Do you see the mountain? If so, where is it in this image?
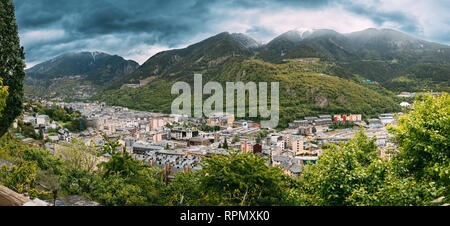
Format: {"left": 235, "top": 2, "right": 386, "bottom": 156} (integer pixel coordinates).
{"left": 345, "top": 29, "right": 450, "bottom": 92}
{"left": 108, "top": 32, "right": 254, "bottom": 90}
{"left": 230, "top": 33, "right": 262, "bottom": 49}
{"left": 107, "top": 28, "right": 450, "bottom": 93}
{"left": 260, "top": 28, "right": 448, "bottom": 61}
{"left": 29, "top": 28, "right": 450, "bottom": 128}
{"left": 92, "top": 31, "right": 405, "bottom": 128}
{"left": 94, "top": 58, "right": 400, "bottom": 128}
{"left": 258, "top": 28, "right": 450, "bottom": 91}
{"left": 25, "top": 51, "right": 139, "bottom": 100}
{"left": 346, "top": 28, "right": 444, "bottom": 54}
{"left": 258, "top": 29, "right": 356, "bottom": 63}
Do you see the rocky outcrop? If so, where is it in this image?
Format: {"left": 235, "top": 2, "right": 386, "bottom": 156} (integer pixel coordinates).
{"left": 0, "top": 185, "right": 33, "bottom": 206}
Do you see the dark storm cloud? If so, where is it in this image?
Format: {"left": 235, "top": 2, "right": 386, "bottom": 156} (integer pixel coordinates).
{"left": 15, "top": 0, "right": 229, "bottom": 63}
{"left": 12, "top": 0, "right": 450, "bottom": 66}
{"left": 16, "top": 0, "right": 211, "bottom": 43}
{"left": 344, "top": 2, "right": 421, "bottom": 33}
{"left": 14, "top": 0, "right": 334, "bottom": 36}
{"left": 219, "top": 0, "right": 332, "bottom": 8}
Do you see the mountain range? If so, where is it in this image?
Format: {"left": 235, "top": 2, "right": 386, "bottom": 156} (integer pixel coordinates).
{"left": 25, "top": 51, "right": 139, "bottom": 100}
{"left": 24, "top": 28, "right": 450, "bottom": 127}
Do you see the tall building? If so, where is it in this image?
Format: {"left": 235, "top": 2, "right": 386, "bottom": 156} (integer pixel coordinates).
{"left": 241, "top": 141, "right": 252, "bottom": 153}
{"left": 283, "top": 135, "right": 293, "bottom": 149}
{"left": 292, "top": 138, "right": 304, "bottom": 155}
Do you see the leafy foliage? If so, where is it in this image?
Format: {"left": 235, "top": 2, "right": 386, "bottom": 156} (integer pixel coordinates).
{"left": 388, "top": 93, "right": 450, "bottom": 200}
{"left": 330, "top": 121, "right": 356, "bottom": 129}
{"left": 0, "top": 133, "right": 61, "bottom": 198}
{"left": 86, "top": 136, "right": 166, "bottom": 206}
{"left": 163, "top": 151, "right": 295, "bottom": 206}
{"left": 0, "top": 79, "right": 8, "bottom": 118}
{"left": 295, "top": 129, "right": 436, "bottom": 206}
{"left": 55, "top": 139, "right": 100, "bottom": 173}
{"left": 198, "top": 152, "right": 294, "bottom": 206}
{"left": 35, "top": 104, "right": 87, "bottom": 132}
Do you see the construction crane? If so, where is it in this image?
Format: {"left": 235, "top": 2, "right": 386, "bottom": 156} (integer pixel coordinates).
{"left": 308, "top": 136, "right": 319, "bottom": 156}
{"left": 294, "top": 136, "right": 319, "bottom": 157}
{"left": 309, "top": 137, "right": 311, "bottom": 153}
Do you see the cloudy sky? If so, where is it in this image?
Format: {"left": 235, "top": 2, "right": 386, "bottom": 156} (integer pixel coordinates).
{"left": 13, "top": 0, "right": 450, "bottom": 68}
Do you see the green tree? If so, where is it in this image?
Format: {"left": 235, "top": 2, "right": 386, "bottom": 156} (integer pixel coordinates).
{"left": 65, "top": 117, "right": 87, "bottom": 132}
{"left": 38, "top": 127, "right": 44, "bottom": 140}
{"left": 388, "top": 93, "right": 450, "bottom": 201}
{"left": 55, "top": 139, "right": 100, "bottom": 173}
{"left": 91, "top": 136, "right": 165, "bottom": 206}
{"left": 197, "top": 152, "right": 294, "bottom": 206}
{"left": 89, "top": 173, "right": 147, "bottom": 206}
{"left": 223, "top": 137, "right": 229, "bottom": 149}
{"left": 20, "top": 122, "right": 38, "bottom": 139}
{"left": 59, "top": 168, "right": 96, "bottom": 196}
{"left": 330, "top": 121, "right": 355, "bottom": 129}
{"left": 231, "top": 135, "right": 240, "bottom": 143}
{"left": 0, "top": 0, "right": 26, "bottom": 136}
{"left": 23, "top": 148, "right": 63, "bottom": 175}
{"left": 163, "top": 171, "right": 202, "bottom": 206}
{"left": 0, "top": 159, "right": 42, "bottom": 198}
{"left": 37, "top": 169, "right": 61, "bottom": 206}
{"left": 295, "top": 129, "right": 435, "bottom": 206}
{"left": 98, "top": 136, "right": 143, "bottom": 178}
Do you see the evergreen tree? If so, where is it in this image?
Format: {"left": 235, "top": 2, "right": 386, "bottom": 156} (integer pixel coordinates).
{"left": 223, "top": 138, "right": 228, "bottom": 149}
{"left": 38, "top": 126, "right": 44, "bottom": 140}
{"left": 0, "top": 0, "right": 26, "bottom": 136}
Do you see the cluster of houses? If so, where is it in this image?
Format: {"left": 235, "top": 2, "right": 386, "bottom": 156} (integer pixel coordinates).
{"left": 14, "top": 111, "right": 70, "bottom": 143}
{"left": 288, "top": 114, "right": 363, "bottom": 129}
{"left": 288, "top": 112, "right": 403, "bottom": 130}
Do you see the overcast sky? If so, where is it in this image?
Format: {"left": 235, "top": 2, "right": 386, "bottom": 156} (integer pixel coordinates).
{"left": 13, "top": 0, "right": 450, "bottom": 68}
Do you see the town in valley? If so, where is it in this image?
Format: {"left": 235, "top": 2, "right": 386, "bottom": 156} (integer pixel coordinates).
{"left": 13, "top": 96, "right": 421, "bottom": 179}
